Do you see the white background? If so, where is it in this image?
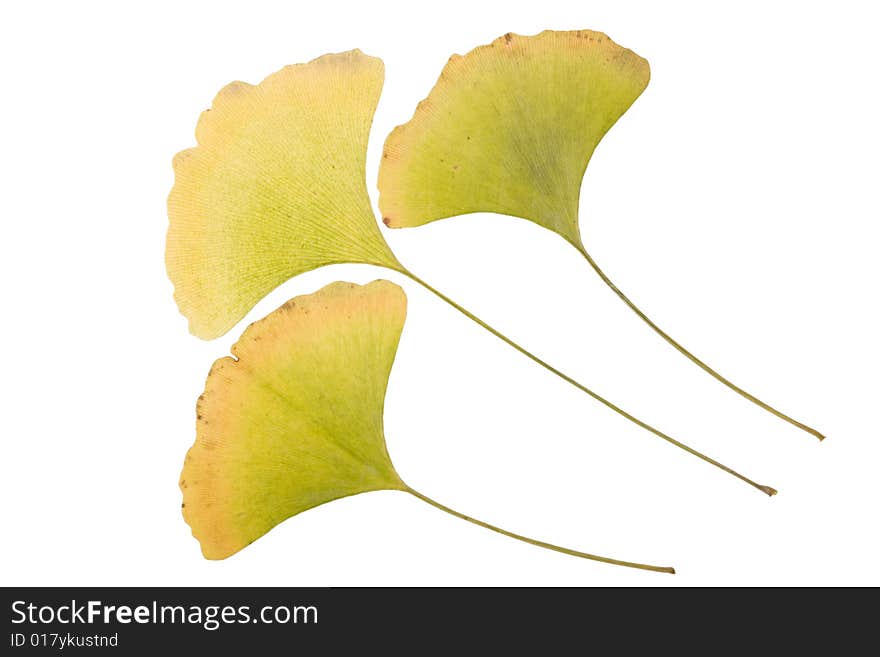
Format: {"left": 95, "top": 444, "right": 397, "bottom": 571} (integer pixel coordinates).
{"left": 1, "top": 1, "right": 878, "bottom": 586}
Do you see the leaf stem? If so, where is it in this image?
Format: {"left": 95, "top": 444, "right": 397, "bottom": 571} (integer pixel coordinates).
{"left": 576, "top": 247, "right": 824, "bottom": 441}
{"left": 395, "top": 267, "right": 777, "bottom": 497}
{"left": 406, "top": 487, "right": 675, "bottom": 573}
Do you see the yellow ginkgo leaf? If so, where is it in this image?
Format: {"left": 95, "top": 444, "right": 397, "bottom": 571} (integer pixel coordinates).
{"left": 378, "top": 29, "right": 823, "bottom": 442}
{"left": 181, "top": 279, "right": 674, "bottom": 573}
{"left": 167, "top": 50, "right": 400, "bottom": 340}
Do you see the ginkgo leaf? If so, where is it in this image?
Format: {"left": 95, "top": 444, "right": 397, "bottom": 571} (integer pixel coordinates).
{"left": 166, "top": 50, "right": 400, "bottom": 340}
{"left": 166, "top": 49, "right": 777, "bottom": 495}
{"left": 181, "top": 280, "right": 407, "bottom": 559}
{"left": 378, "top": 29, "right": 648, "bottom": 248}
{"left": 378, "top": 29, "right": 823, "bottom": 441}
{"left": 180, "top": 279, "right": 674, "bottom": 573}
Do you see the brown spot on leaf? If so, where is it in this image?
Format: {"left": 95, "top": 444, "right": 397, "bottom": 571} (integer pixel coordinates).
{"left": 382, "top": 216, "right": 392, "bottom": 226}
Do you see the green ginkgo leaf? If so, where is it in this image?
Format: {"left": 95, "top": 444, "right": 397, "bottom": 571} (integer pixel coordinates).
{"left": 378, "top": 29, "right": 823, "bottom": 441}
{"left": 166, "top": 48, "right": 775, "bottom": 495}
{"left": 379, "top": 29, "right": 648, "bottom": 248}
{"left": 181, "top": 279, "right": 674, "bottom": 573}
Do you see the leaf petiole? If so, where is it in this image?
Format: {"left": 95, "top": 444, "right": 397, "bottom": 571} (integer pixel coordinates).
{"left": 406, "top": 486, "right": 675, "bottom": 574}
{"left": 575, "top": 245, "right": 824, "bottom": 442}
{"left": 393, "top": 266, "right": 777, "bottom": 497}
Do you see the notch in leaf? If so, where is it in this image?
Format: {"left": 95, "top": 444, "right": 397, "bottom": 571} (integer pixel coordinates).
{"left": 181, "top": 279, "right": 674, "bottom": 573}
{"left": 378, "top": 29, "right": 823, "bottom": 442}
{"left": 166, "top": 49, "right": 774, "bottom": 495}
